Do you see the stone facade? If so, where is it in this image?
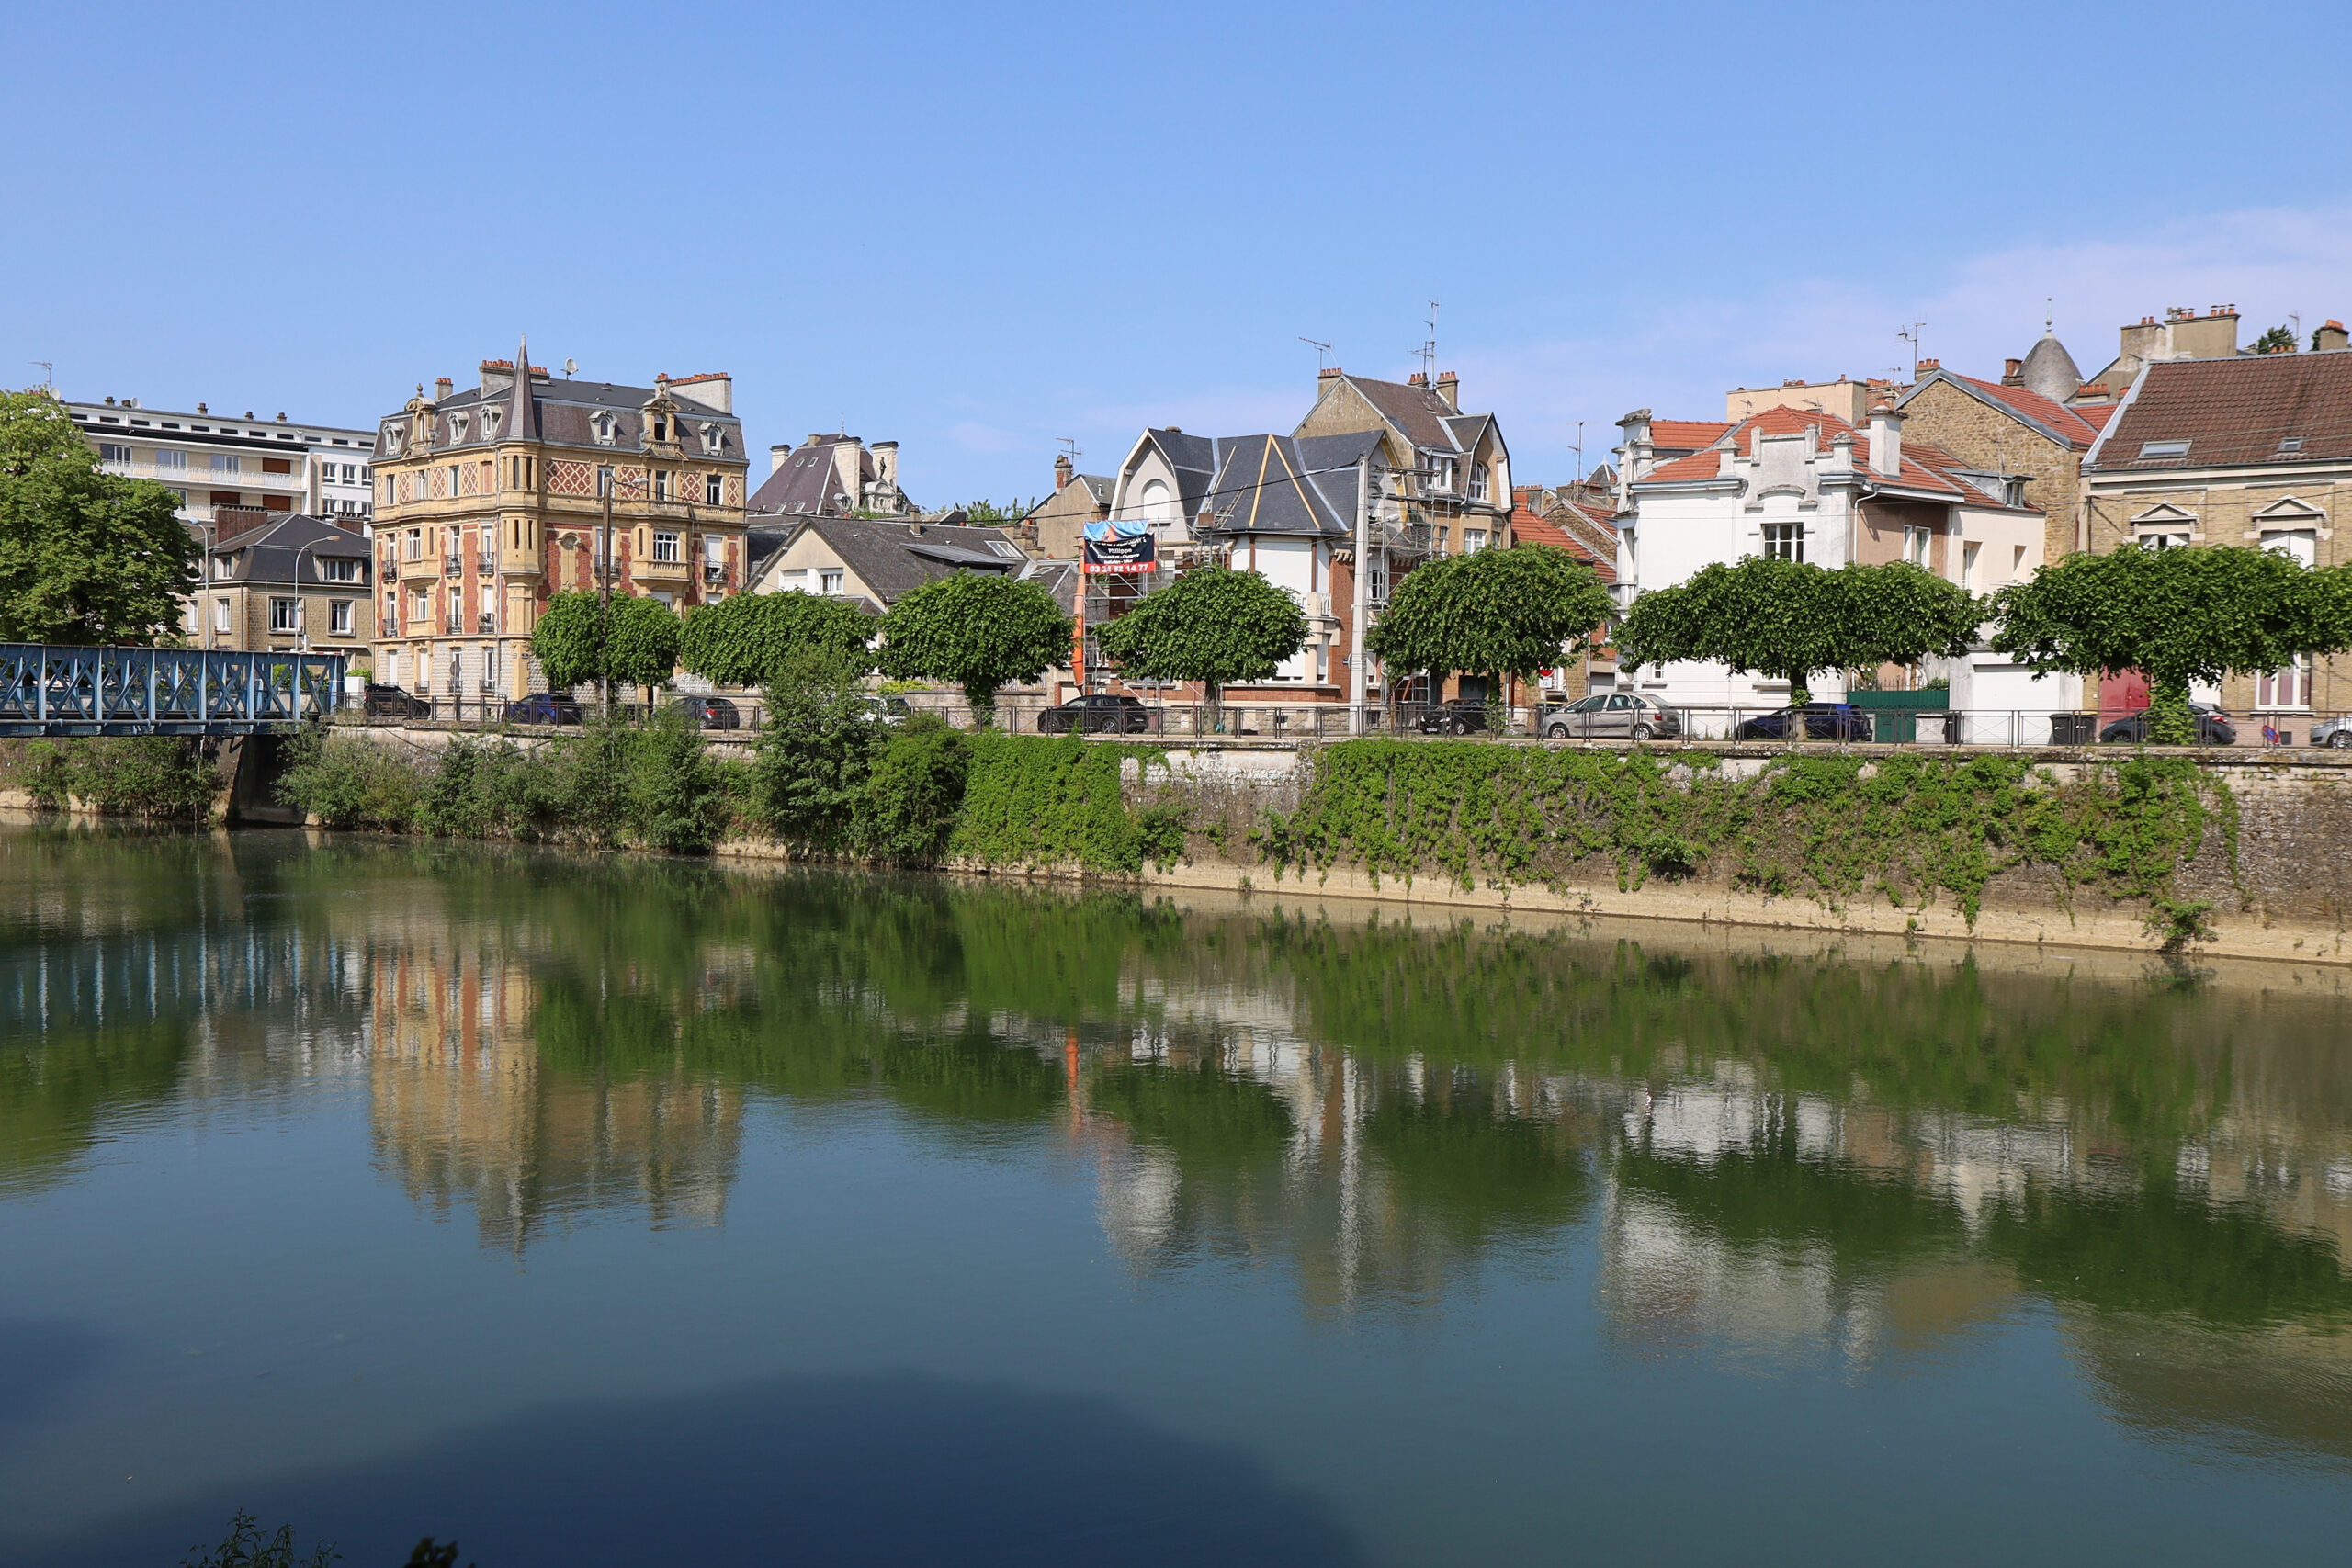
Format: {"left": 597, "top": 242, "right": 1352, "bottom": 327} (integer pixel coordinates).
{"left": 1897, "top": 377, "right": 2085, "bottom": 567}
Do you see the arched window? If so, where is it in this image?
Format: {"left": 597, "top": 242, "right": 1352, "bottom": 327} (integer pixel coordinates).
{"left": 1140, "top": 479, "right": 1172, "bottom": 525}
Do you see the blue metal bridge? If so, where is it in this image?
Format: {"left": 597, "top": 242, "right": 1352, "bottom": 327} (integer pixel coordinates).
{"left": 0, "top": 643, "right": 345, "bottom": 738}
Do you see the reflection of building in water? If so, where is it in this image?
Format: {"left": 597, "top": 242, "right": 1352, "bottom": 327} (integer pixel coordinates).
{"left": 365, "top": 931, "right": 742, "bottom": 1254}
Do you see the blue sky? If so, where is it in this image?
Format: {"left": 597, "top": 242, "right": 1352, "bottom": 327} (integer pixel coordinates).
{"left": 8, "top": 0, "right": 2351, "bottom": 507}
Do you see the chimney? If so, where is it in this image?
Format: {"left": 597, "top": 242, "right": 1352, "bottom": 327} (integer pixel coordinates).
{"left": 197, "top": 402, "right": 208, "bottom": 414}
{"left": 770, "top": 443, "right": 792, "bottom": 475}
{"left": 1054, "top": 451, "right": 1073, "bottom": 490}
{"left": 1317, "top": 366, "right": 1342, "bottom": 382}
{"left": 212, "top": 505, "right": 273, "bottom": 544}
{"left": 2317, "top": 320, "right": 2350, "bottom": 354}
{"left": 874, "top": 440, "right": 899, "bottom": 491}
{"left": 1435, "top": 370, "right": 1459, "bottom": 411}
{"left": 1868, "top": 401, "right": 1904, "bottom": 478}
{"left": 2002, "top": 357, "right": 2025, "bottom": 386}
{"left": 1408, "top": 371, "right": 1428, "bottom": 387}
{"left": 434, "top": 378, "right": 452, "bottom": 400}
{"left": 673, "top": 372, "right": 731, "bottom": 412}
{"left": 1914, "top": 358, "right": 1940, "bottom": 378}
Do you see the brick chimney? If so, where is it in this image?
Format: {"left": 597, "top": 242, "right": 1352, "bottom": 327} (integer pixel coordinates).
{"left": 2317, "top": 320, "right": 2350, "bottom": 354}
{"left": 1054, "top": 451, "right": 1073, "bottom": 490}
{"left": 213, "top": 505, "right": 274, "bottom": 544}
{"left": 434, "top": 378, "right": 453, "bottom": 400}
{"left": 1435, "top": 370, "right": 1459, "bottom": 411}
{"left": 1868, "top": 401, "right": 1904, "bottom": 478}
{"left": 1317, "top": 366, "right": 1342, "bottom": 383}
{"left": 1408, "top": 372, "right": 1428, "bottom": 387}
{"left": 2002, "top": 357, "right": 2025, "bottom": 386}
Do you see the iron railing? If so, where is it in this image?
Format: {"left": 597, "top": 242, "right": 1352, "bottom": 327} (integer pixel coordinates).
{"left": 0, "top": 644, "right": 345, "bottom": 737}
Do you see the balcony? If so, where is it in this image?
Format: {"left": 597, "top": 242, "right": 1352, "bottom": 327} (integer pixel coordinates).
{"left": 442, "top": 555, "right": 462, "bottom": 577}
{"left": 637, "top": 553, "right": 690, "bottom": 581}
{"left": 501, "top": 547, "right": 544, "bottom": 577}
{"left": 397, "top": 555, "right": 442, "bottom": 582}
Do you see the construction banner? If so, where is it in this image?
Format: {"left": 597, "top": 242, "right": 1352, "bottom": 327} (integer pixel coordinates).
{"left": 1082, "top": 521, "right": 1156, "bottom": 575}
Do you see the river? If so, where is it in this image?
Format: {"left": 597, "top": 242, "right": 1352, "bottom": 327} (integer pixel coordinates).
{"left": 2, "top": 828, "right": 2348, "bottom": 1564}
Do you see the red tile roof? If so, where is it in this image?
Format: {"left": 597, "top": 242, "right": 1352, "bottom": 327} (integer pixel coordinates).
{"left": 1647, "top": 419, "right": 1732, "bottom": 450}
{"left": 2072, "top": 402, "right": 2119, "bottom": 433}
{"left": 1944, "top": 373, "right": 2105, "bottom": 448}
{"left": 1634, "top": 407, "right": 2037, "bottom": 510}
{"left": 1509, "top": 487, "right": 1618, "bottom": 582}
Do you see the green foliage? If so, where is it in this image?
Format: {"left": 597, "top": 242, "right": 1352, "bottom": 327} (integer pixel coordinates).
{"left": 750, "top": 650, "right": 884, "bottom": 849}
{"left": 877, "top": 573, "right": 1072, "bottom": 722}
{"left": 954, "top": 499, "right": 1034, "bottom": 525}
{"left": 178, "top": 1511, "right": 337, "bottom": 1568}
{"left": 10, "top": 737, "right": 217, "bottom": 819}
{"left": 2253, "top": 324, "right": 2298, "bottom": 354}
{"left": 273, "top": 726, "right": 425, "bottom": 828}
{"left": 529, "top": 590, "right": 683, "bottom": 698}
{"left": 1254, "top": 739, "right": 2234, "bottom": 929}
{"left": 0, "top": 389, "right": 197, "bottom": 645}
{"left": 948, "top": 732, "right": 1167, "bottom": 873}
{"left": 1618, "top": 558, "right": 1981, "bottom": 706}
{"left": 1092, "top": 565, "right": 1308, "bottom": 698}
{"left": 857, "top": 716, "right": 972, "bottom": 862}
{"left": 1992, "top": 544, "right": 2352, "bottom": 742}
{"left": 677, "top": 589, "right": 876, "bottom": 687}
{"left": 1363, "top": 544, "right": 1614, "bottom": 685}
{"left": 625, "top": 705, "right": 729, "bottom": 852}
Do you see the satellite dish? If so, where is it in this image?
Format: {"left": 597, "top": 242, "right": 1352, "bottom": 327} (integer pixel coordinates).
{"left": 562, "top": 358, "right": 578, "bottom": 378}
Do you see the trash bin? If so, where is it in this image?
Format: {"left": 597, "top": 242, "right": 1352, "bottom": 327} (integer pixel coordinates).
{"left": 2049, "top": 713, "right": 2095, "bottom": 745}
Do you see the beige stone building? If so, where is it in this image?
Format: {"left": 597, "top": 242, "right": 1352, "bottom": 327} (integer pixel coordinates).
{"left": 368, "top": 343, "right": 750, "bottom": 701}
{"left": 1023, "top": 451, "right": 1113, "bottom": 560}
{"left": 2079, "top": 346, "right": 2352, "bottom": 725}
{"left": 1899, "top": 355, "right": 2117, "bottom": 566}
{"left": 188, "top": 509, "right": 374, "bottom": 656}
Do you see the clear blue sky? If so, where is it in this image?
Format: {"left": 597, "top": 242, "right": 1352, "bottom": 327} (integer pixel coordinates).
{"left": 8, "top": 1, "right": 2351, "bottom": 506}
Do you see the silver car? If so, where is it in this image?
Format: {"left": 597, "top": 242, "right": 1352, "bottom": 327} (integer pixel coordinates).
{"left": 1543, "top": 693, "right": 1681, "bottom": 740}
{"left": 2310, "top": 715, "right": 2352, "bottom": 750}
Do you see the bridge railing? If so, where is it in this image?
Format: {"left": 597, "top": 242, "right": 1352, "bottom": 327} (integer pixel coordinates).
{"left": 0, "top": 644, "right": 345, "bottom": 737}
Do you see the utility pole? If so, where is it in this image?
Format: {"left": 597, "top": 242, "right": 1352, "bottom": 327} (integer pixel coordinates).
{"left": 600, "top": 475, "right": 614, "bottom": 716}
{"left": 1349, "top": 453, "right": 1371, "bottom": 733}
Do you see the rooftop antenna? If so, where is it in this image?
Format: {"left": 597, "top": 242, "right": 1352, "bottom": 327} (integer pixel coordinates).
{"left": 1298, "top": 336, "right": 1333, "bottom": 371}
{"left": 28, "top": 362, "right": 52, "bottom": 389}
{"left": 1057, "top": 436, "right": 1081, "bottom": 464}
{"left": 561, "top": 357, "right": 577, "bottom": 378}
{"left": 1897, "top": 321, "right": 1927, "bottom": 378}
{"left": 2045, "top": 298, "right": 2053, "bottom": 334}
{"left": 1414, "top": 301, "right": 1441, "bottom": 382}
{"left": 2290, "top": 311, "right": 2302, "bottom": 345}
{"left": 1572, "top": 420, "right": 1585, "bottom": 488}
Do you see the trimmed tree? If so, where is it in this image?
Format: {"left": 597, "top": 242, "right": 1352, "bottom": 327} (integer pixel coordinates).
{"left": 1991, "top": 544, "right": 2352, "bottom": 743}
{"left": 1616, "top": 558, "right": 1981, "bottom": 708}
{"left": 0, "top": 389, "right": 198, "bottom": 645}
{"left": 678, "top": 590, "right": 876, "bottom": 687}
{"left": 876, "top": 572, "right": 1072, "bottom": 725}
{"left": 1363, "top": 545, "right": 1615, "bottom": 714}
{"left": 529, "top": 590, "right": 683, "bottom": 706}
{"left": 1091, "top": 564, "right": 1308, "bottom": 709}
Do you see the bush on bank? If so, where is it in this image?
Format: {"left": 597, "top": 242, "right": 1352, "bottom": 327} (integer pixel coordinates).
{"left": 0, "top": 736, "right": 219, "bottom": 820}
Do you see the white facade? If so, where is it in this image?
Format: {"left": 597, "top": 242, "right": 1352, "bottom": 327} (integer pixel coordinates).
{"left": 66, "top": 396, "right": 374, "bottom": 530}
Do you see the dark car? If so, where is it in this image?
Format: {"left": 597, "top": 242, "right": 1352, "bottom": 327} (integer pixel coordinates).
{"left": 673, "top": 694, "right": 741, "bottom": 730}
{"left": 2098, "top": 704, "right": 2235, "bottom": 746}
{"left": 503, "top": 693, "right": 585, "bottom": 727}
{"left": 1736, "top": 703, "right": 1871, "bottom": 742}
{"left": 1416, "top": 699, "right": 1489, "bottom": 736}
{"left": 361, "top": 682, "right": 433, "bottom": 720}
{"left": 1037, "top": 694, "right": 1156, "bottom": 734}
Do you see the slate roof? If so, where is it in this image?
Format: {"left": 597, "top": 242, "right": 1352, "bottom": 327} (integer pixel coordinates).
{"left": 749, "top": 437, "right": 866, "bottom": 515}
{"left": 1197, "top": 430, "right": 1384, "bottom": 536}
{"left": 1329, "top": 374, "right": 1494, "bottom": 455}
{"left": 773, "top": 516, "right": 1026, "bottom": 604}
{"left": 1636, "top": 407, "right": 2039, "bottom": 510}
{"left": 379, "top": 367, "right": 741, "bottom": 460}
{"left": 209, "top": 515, "right": 372, "bottom": 586}
{"left": 2084, "top": 352, "right": 2352, "bottom": 471}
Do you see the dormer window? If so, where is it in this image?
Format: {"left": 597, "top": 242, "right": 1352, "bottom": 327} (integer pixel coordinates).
{"left": 447, "top": 412, "right": 469, "bottom": 443}
{"left": 701, "top": 424, "right": 726, "bottom": 456}
{"left": 2138, "top": 439, "right": 2191, "bottom": 459}
{"left": 382, "top": 423, "right": 407, "bottom": 456}
{"left": 481, "top": 408, "right": 502, "bottom": 439}
{"left": 650, "top": 415, "right": 670, "bottom": 443}
{"left": 591, "top": 412, "right": 617, "bottom": 446}
{"left": 2278, "top": 435, "right": 2304, "bottom": 453}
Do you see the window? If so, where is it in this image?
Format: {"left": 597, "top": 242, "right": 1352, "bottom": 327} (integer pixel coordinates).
{"left": 1466, "top": 466, "right": 1488, "bottom": 502}
{"left": 2260, "top": 528, "right": 2317, "bottom": 567}
{"left": 409, "top": 587, "right": 430, "bottom": 623}
{"left": 321, "top": 558, "right": 361, "bottom": 582}
{"left": 1427, "top": 457, "right": 1455, "bottom": 493}
{"left": 447, "top": 413, "right": 468, "bottom": 443}
{"left": 1138, "top": 479, "right": 1173, "bottom": 524}
{"left": 405, "top": 527, "right": 423, "bottom": 560}
{"left": 98, "top": 443, "right": 133, "bottom": 464}
{"left": 1905, "top": 526, "right": 1932, "bottom": 568}
{"left": 1463, "top": 528, "right": 1487, "bottom": 554}
{"left": 702, "top": 425, "right": 726, "bottom": 456}
{"left": 341, "top": 463, "right": 357, "bottom": 482}
{"left": 212, "top": 454, "right": 241, "bottom": 474}
{"left": 2138, "top": 439, "right": 2191, "bottom": 459}
{"left": 705, "top": 473, "right": 723, "bottom": 505}
{"left": 329, "top": 600, "right": 354, "bottom": 637}
{"left": 653, "top": 531, "right": 681, "bottom": 563}
{"left": 988, "top": 540, "right": 1023, "bottom": 558}
{"left": 1762, "top": 524, "right": 1804, "bottom": 561}
{"left": 650, "top": 416, "right": 669, "bottom": 443}
{"left": 269, "top": 597, "right": 300, "bottom": 634}
{"left": 2012, "top": 545, "right": 2028, "bottom": 576}
{"left": 2138, "top": 529, "right": 2191, "bottom": 550}
{"left": 704, "top": 535, "right": 726, "bottom": 565}
{"left": 1962, "top": 540, "right": 1981, "bottom": 588}
{"left": 819, "top": 569, "right": 843, "bottom": 594}
{"left": 154, "top": 448, "right": 188, "bottom": 471}
{"left": 596, "top": 465, "right": 615, "bottom": 496}
{"left": 652, "top": 469, "right": 672, "bottom": 502}
{"left": 446, "top": 587, "right": 462, "bottom": 633}
{"left": 212, "top": 598, "right": 231, "bottom": 634}
{"left": 591, "top": 412, "right": 616, "bottom": 446}
{"left": 2257, "top": 655, "right": 2312, "bottom": 711}
{"left": 212, "top": 555, "right": 233, "bottom": 580}
{"left": 2278, "top": 436, "right": 2305, "bottom": 454}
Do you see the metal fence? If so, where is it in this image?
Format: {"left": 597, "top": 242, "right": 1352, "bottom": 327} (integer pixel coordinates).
{"left": 0, "top": 644, "right": 346, "bottom": 738}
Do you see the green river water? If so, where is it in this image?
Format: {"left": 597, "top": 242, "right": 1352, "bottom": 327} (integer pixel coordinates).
{"left": 1, "top": 827, "right": 2347, "bottom": 1563}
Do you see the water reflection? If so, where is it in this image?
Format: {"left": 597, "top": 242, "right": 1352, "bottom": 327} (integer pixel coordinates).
{"left": 4, "top": 829, "right": 2351, "bottom": 1468}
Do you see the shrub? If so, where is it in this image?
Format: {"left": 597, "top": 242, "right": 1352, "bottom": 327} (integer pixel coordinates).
{"left": 857, "top": 716, "right": 972, "bottom": 862}
{"left": 749, "top": 650, "right": 883, "bottom": 849}
{"left": 627, "top": 705, "right": 727, "bottom": 853}
{"left": 11, "top": 737, "right": 218, "bottom": 820}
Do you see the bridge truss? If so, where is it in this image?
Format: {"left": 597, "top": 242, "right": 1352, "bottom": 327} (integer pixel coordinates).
{"left": 0, "top": 644, "right": 346, "bottom": 738}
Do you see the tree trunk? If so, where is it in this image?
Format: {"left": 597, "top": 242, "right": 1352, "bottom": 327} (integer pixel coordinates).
{"left": 2146, "top": 676, "right": 2196, "bottom": 745}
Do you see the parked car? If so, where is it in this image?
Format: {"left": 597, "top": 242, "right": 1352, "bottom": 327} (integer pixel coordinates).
{"left": 503, "top": 693, "right": 584, "bottom": 726}
{"left": 361, "top": 682, "right": 433, "bottom": 719}
{"left": 2098, "top": 704, "right": 2235, "bottom": 746}
{"left": 1541, "top": 693, "right": 1682, "bottom": 740}
{"left": 861, "top": 694, "right": 913, "bottom": 727}
{"left": 672, "top": 694, "right": 741, "bottom": 730}
{"left": 1736, "top": 703, "right": 1871, "bottom": 742}
{"left": 2311, "top": 715, "right": 2352, "bottom": 750}
{"left": 1036, "top": 694, "right": 1155, "bottom": 734}
{"left": 1416, "top": 699, "right": 1489, "bottom": 736}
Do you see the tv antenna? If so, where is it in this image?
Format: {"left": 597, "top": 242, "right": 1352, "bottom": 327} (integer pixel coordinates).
{"left": 1057, "top": 436, "right": 1082, "bottom": 463}
{"left": 1897, "top": 321, "right": 1926, "bottom": 378}
{"left": 1298, "top": 336, "right": 1332, "bottom": 371}
{"left": 28, "top": 362, "right": 52, "bottom": 389}
{"left": 561, "top": 357, "right": 577, "bottom": 378}
{"left": 1414, "top": 301, "right": 1440, "bottom": 381}
{"left": 1572, "top": 420, "right": 1585, "bottom": 487}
